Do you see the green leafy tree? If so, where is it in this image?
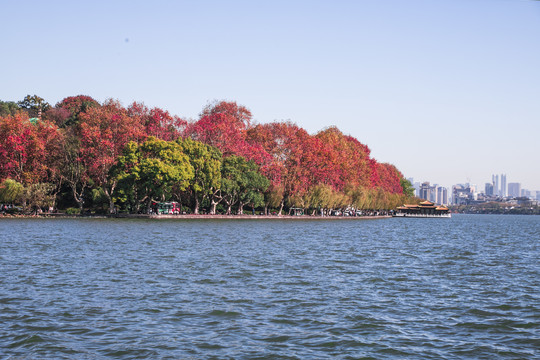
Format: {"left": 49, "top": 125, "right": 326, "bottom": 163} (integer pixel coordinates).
{"left": 238, "top": 161, "right": 270, "bottom": 214}
{"left": 0, "top": 179, "right": 24, "bottom": 204}
{"left": 18, "top": 95, "right": 51, "bottom": 119}
{"left": 220, "top": 155, "right": 269, "bottom": 215}
{"left": 178, "top": 138, "right": 222, "bottom": 214}
{"left": 263, "top": 184, "right": 284, "bottom": 215}
{"left": 400, "top": 177, "right": 415, "bottom": 198}
{"left": 306, "top": 183, "right": 334, "bottom": 215}
{"left": 21, "top": 183, "right": 55, "bottom": 214}
{"left": 113, "top": 137, "right": 194, "bottom": 213}
{"left": 0, "top": 101, "right": 20, "bottom": 117}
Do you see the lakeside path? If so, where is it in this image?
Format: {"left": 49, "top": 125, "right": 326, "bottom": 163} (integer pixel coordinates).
{"left": 1, "top": 214, "right": 391, "bottom": 220}
{"left": 140, "top": 214, "right": 391, "bottom": 220}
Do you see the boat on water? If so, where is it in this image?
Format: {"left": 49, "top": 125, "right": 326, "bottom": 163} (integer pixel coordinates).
{"left": 393, "top": 201, "right": 451, "bottom": 218}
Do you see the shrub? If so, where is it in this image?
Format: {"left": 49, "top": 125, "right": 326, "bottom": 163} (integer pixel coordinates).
{"left": 65, "top": 207, "right": 81, "bottom": 215}
{"left": 5, "top": 207, "right": 21, "bottom": 215}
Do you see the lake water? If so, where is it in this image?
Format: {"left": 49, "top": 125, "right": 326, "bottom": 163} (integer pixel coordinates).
{"left": 1, "top": 215, "right": 538, "bottom": 359}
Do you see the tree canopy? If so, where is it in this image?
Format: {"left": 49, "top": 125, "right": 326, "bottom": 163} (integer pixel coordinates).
{"left": 0, "top": 96, "right": 413, "bottom": 215}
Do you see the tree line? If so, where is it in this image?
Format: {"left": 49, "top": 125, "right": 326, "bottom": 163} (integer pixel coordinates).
{"left": 0, "top": 95, "right": 414, "bottom": 215}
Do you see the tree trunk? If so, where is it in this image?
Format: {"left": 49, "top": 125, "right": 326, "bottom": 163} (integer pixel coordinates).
{"left": 210, "top": 200, "right": 218, "bottom": 215}
{"left": 193, "top": 195, "right": 199, "bottom": 215}
{"left": 109, "top": 197, "right": 115, "bottom": 214}
{"left": 50, "top": 189, "right": 60, "bottom": 213}
{"left": 278, "top": 200, "right": 284, "bottom": 216}
{"left": 76, "top": 199, "right": 83, "bottom": 211}
{"left": 210, "top": 190, "right": 222, "bottom": 215}
{"left": 103, "top": 186, "right": 116, "bottom": 214}
{"left": 238, "top": 201, "right": 244, "bottom": 215}
{"left": 72, "top": 187, "right": 84, "bottom": 211}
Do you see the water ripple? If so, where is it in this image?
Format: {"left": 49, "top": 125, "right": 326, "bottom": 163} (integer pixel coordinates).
{"left": 0, "top": 215, "right": 539, "bottom": 359}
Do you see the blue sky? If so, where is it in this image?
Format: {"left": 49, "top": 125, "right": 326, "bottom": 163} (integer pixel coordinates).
{"left": 2, "top": 0, "right": 539, "bottom": 191}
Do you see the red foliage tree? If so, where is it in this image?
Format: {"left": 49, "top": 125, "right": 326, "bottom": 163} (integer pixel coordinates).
{"left": 200, "top": 100, "right": 252, "bottom": 128}
{"left": 128, "top": 102, "right": 186, "bottom": 141}
{"left": 42, "top": 107, "right": 71, "bottom": 128}
{"left": 56, "top": 95, "right": 100, "bottom": 126}
{"left": 0, "top": 113, "right": 58, "bottom": 185}
{"left": 315, "top": 127, "right": 373, "bottom": 190}
{"left": 78, "top": 99, "right": 145, "bottom": 212}
{"left": 302, "top": 135, "right": 343, "bottom": 190}
{"left": 246, "top": 121, "right": 320, "bottom": 213}
{"left": 376, "top": 163, "right": 404, "bottom": 194}
{"left": 186, "top": 101, "right": 271, "bottom": 165}
{"left": 369, "top": 158, "right": 381, "bottom": 189}
{"left": 56, "top": 95, "right": 100, "bottom": 116}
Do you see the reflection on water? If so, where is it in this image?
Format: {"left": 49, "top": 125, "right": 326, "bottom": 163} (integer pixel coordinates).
{"left": 1, "top": 215, "right": 539, "bottom": 359}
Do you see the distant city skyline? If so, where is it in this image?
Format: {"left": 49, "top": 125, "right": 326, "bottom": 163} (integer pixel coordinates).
{"left": 411, "top": 173, "right": 537, "bottom": 198}
{"left": 411, "top": 175, "right": 540, "bottom": 205}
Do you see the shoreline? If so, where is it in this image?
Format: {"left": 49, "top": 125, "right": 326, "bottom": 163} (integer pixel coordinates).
{"left": 0, "top": 213, "right": 392, "bottom": 220}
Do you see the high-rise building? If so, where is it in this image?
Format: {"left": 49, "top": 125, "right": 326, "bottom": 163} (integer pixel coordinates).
{"left": 501, "top": 174, "right": 507, "bottom": 197}
{"left": 508, "top": 182, "right": 521, "bottom": 198}
{"left": 442, "top": 187, "right": 448, "bottom": 205}
{"left": 419, "top": 182, "right": 432, "bottom": 201}
{"left": 413, "top": 182, "right": 421, "bottom": 197}
{"left": 453, "top": 184, "right": 473, "bottom": 205}
{"left": 430, "top": 191, "right": 437, "bottom": 203}
{"left": 437, "top": 186, "right": 448, "bottom": 205}
{"left": 485, "top": 183, "right": 494, "bottom": 196}
{"left": 492, "top": 174, "right": 500, "bottom": 196}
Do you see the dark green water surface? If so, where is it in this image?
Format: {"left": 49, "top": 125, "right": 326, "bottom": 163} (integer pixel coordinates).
{"left": 1, "top": 215, "right": 538, "bottom": 359}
